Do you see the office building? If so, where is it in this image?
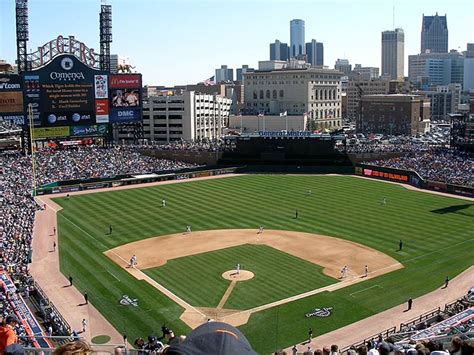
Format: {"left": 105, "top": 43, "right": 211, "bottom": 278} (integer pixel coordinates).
{"left": 110, "top": 54, "right": 118, "bottom": 73}
{"left": 408, "top": 51, "right": 464, "bottom": 89}
{"left": 110, "top": 55, "right": 133, "bottom": 74}
{"left": 243, "top": 67, "right": 343, "bottom": 129}
{"left": 142, "top": 91, "right": 231, "bottom": 143}
{"left": 228, "top": 114, "right": 307, "bottom": 133}
{"left": 347, "top": 78, "right": 391, "bottom": 119}
{"left": 381, "top": 28, "right": 405, "bottom": 80}
{"left": 215, "top": 65, "right": 234, "bottom": 83}
{"left": 270, "top": 40, "right": 289, "bottom": 61}
{"left": 306, "top": 39, "right": 324, "bottom": 66}
{"left": 290, "top": 19, "right": 305, "bottom": 58}
{"left": 334, "top": 59, "right": 352, "bottom": 75}
{"left": 420, "top": 84, "right": 461, "bottom": 120}
{"left": 464, "top": 44, "right": 474, "bottom": 92}
{"left": 421, "top": 13, "right": 448, "bottom": 53}
{"left": 236, "top": 65, "right": 254, "bottom": 82}
{"left": 358, "top": 94, "right": 431, "bottom": 135}
{"left": 351, "top": 65, "right": 379, "bottom": 80}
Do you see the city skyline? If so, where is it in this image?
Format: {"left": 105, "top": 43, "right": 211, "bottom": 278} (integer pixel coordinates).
{"left": 1, "top": 0, "right": 473, "bottom": 86}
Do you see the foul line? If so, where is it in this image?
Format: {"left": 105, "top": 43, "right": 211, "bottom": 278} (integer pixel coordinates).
{"left": 107, "top": 271, "right": 121, "bottom": 282}
{"left": 60, "top": 214, "right": 207, "bottom": 320}
{"left": 350, "top": 284, "right": 382, "bottom": 297}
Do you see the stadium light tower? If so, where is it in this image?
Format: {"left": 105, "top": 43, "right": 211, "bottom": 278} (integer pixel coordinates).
{"left": 15, "top": 0, "right": 29, "bottom": 73}
{"left": 99, "top": 1, "right": 112, "bottom": 72}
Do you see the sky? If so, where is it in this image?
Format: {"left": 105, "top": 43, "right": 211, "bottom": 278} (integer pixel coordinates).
{"left": 1, "top": 0, "right": 473, "bottom": 86}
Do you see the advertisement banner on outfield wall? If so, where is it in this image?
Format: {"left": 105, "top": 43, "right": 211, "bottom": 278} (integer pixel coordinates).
{"left": 70, "top": 124, "right": 108, "bottom": 137}
{"left": 362, "top": 168, "right": 409, "bottom": 182}
{"left": 33, "top": 126, "right": 70, "bottom": 139}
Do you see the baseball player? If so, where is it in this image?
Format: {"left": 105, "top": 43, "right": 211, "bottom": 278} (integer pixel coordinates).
{"left": 307, "top": 190, "right": 312, "bottom": 196}
{"left": 257, "top": 226, "right": 264, "bottom": 234}
{"left": 162, "top": 199, "right": 166, "bottom": 207}
{"left": 365, "top": 265, "right": 369, "bottom": 277}
{"left": 236, "top": 263, "right": 240, "bottom": 275}
{"left": 341, "top": 266, "right": 348, "bottom": 278}
{"left": 186, "top": 225, "right": 192, "bottom": 233}
{"left": 82, "top": 318, "right": 87, "bottom": 332}
{"left": 381, "top": 197, "right": 387, "bottom": 205}
{"left": 130, "top": 254, "right": 137, "bottom": 268}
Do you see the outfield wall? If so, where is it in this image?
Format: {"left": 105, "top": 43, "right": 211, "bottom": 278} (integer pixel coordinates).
{"left": 355, "top": 164, "right": 474, "bottom": 198}
{"left": 36, "top": 167, "right": 241, "bottom": 195}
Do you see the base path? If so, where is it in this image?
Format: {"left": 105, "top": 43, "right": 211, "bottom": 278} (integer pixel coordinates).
{"left": 285, "top": 265, "right": 474, "bottom": 353}
{"left": 105, "top": 229, "right": 402, "bottom": 328}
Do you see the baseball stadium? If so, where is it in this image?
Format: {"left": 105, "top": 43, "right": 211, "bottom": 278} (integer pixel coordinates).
{"left": 1, "top": 1, "right": 474, "bottom": 355}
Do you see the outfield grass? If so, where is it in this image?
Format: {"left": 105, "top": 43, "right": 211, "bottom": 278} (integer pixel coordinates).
{"left": 55, "top": 175, "right": 474, "bottom": 353}
{"left": 143, "top": 244, "right": 336, "bottom": 309}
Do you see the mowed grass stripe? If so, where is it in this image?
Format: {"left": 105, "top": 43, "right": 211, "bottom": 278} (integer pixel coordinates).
{"left": 144, "top": 244, "right": 336, "bottom": 309}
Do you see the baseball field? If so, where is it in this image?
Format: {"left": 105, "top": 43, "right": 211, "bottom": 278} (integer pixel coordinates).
{"left": 53, "top": 175, "right": 474, "bottom": 353}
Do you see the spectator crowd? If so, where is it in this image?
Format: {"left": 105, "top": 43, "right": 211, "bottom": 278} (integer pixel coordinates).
{"left": 35, "top": 146, "right": 200, "bottom": 185}
{"left": 364, "top": 149, "right": 473, "bottom": 187}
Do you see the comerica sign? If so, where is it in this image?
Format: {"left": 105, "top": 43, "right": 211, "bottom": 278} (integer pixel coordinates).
{"left": 28, "top": 35, "right": 99, "bottom": 69}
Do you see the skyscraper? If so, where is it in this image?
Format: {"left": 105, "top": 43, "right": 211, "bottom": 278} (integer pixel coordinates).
{"left": 334, "top": 59, "right": 352, "bottom": 75}
{"left": 305, "top": 40, "right": 324, "bottom": 66}
{"left": 290, "top": 19, "right": 305, "bottom": 58}
{"left": 215, "top": 65, "right": 234, "bottom": 83}
{"left": 421, "top": 13, "right": 448, "bottom": 53}
{"left": 409, "top": 51, "right": 464, "bottom": 89}
{"left": 270, "top": 40, "right": 289, "bottom": 61}
{"left": 236, "top": 65, "right": 254, "bottom": 82}
{"left": 381, "top": 28, "right": 405, "bottom": 80}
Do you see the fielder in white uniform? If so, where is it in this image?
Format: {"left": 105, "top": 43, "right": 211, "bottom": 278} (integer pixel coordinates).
{"left": 130, "top": 254, "right": 137, "bottom": 268}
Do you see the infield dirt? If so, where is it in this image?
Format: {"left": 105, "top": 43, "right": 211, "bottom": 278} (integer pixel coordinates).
{"left": 105, "top": 229, "right": 403, "bottom": 328}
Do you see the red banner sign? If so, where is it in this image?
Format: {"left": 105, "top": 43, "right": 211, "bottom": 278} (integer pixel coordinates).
{"left": 109, "top": 74, "right": 141, "bottom": 89}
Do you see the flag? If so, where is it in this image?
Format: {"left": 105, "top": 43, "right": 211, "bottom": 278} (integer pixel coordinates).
{"left": 280, "top": 111, "right": 287, "bottom": 117}
{"left": 203, "top": 76, "right": 215, "bottom": 86}
{"left": 258, "top": 113, "right": 264, "bottom": 117}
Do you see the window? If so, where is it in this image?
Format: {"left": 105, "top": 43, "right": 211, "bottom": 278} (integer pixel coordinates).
{"left": 266, "top": 90, "right": 270, "bottom": 99}
{"left": 253, "top": 91, "right": 258, "bottom": 99}
{"left": 272, "top": 90, "right": 277, "bottom": 99}
{"left": 259, "top": 90, "right": 264, "bottom": 99}
{"left": 279, "top": 90, "right": 284, "bottom": 98}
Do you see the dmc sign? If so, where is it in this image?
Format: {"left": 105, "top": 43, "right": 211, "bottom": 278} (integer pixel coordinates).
{"left": 118, "top": 110, "right": 134, "bottom": 117}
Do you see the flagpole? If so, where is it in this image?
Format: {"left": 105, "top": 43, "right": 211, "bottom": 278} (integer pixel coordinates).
{"left": 286, "top": 114, "right": 288, "bottom": 131}
{"left": 263, "top": 115, "right": 266, "bottom": 132}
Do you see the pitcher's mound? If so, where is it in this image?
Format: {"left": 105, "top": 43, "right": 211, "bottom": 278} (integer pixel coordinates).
{"left": 222, "top": 270, "right": 254, "bottom": 281}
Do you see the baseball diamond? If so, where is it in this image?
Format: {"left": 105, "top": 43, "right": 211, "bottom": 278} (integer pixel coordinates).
{"left": 31, "top": 174, "right": 474, "bottom": 354}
